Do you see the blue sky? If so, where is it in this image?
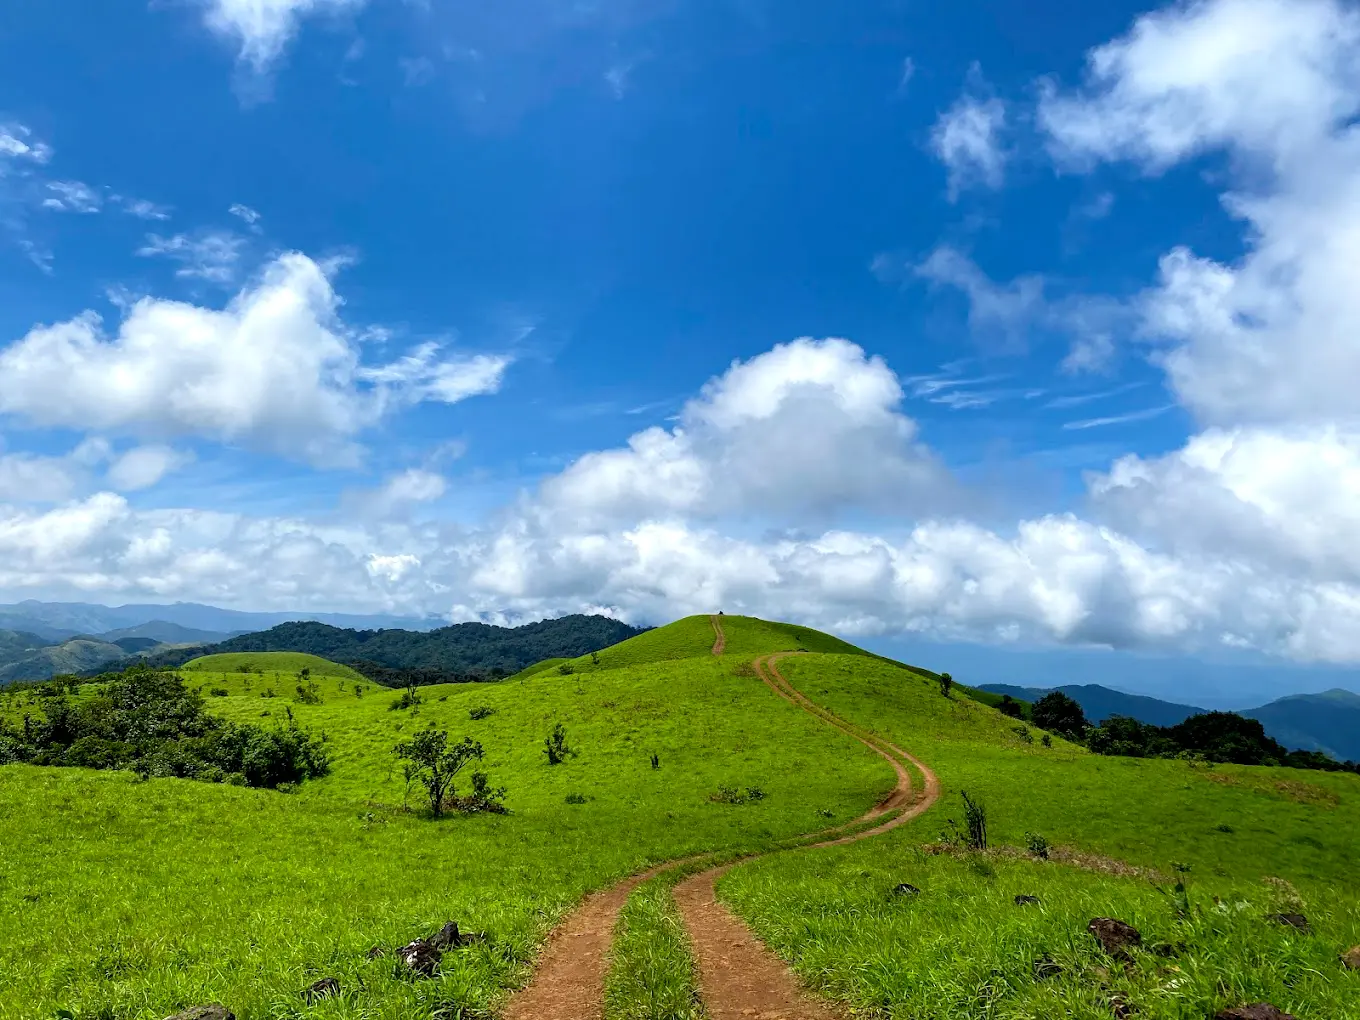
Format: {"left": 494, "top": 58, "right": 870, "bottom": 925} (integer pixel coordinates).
{"left": 2, "top": 0, "right": 1360, "bottom": 705}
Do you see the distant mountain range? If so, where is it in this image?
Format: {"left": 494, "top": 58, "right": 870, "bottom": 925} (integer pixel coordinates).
{"left": 981, "top": 682, "right": 1360, "bottom": 763}
{"left": 0, "top": 600, "right": 442, "bottom": 642}
{"left": 0, "top": 599, "right": 448, "bottom": 685}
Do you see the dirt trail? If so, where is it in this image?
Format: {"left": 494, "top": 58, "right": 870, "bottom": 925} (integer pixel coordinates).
{"left": 500, "top": 649, "right": 939, "bottom": 1020}
{"left": 672, "top": 653, "right": 940, "bottom": 1020}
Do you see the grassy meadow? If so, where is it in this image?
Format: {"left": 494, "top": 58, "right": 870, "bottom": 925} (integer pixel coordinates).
{"left": 0, "top": 621, "right": 892, "bottom": 1020}
{"left": 716, "top": 654, "right": 1360, "bottom": 1019}
{"left": 4, "top": 615, "right": 1359, "bottom": 1020}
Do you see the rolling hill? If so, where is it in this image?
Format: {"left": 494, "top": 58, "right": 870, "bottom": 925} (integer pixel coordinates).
{"left": 1245, "top": 687, "right": 1360, "bottom": 762}
{"left": 0, "top": 636, "right": 132, "bottom": 684}
{"left": 2, "top": 614, "right": 1357, "bottom": 1020}
{"left": 980, "top": 682, "right": 1207, "bottom": 727}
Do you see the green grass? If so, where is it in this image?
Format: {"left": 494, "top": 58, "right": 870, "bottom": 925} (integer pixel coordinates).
{"left": 502, "top": 657, "right": 571, "bottom": 682}
{"left": 532, "top": 615, "right": 870, "bottom": 679}
{"left": 7, "top": 618, "right": 1360, "bottom": 1020}
{"left": 715, "top": 653, "right": 1360, "bottom": 1019}
{"left": 180, "top": 650, "right": 367, "bottom": 681}
{"left": 606, "top": 871, "right": 705, "bottom": 1020}
{"left": 0, "top": 642, "right": 893, "bottom": 1019}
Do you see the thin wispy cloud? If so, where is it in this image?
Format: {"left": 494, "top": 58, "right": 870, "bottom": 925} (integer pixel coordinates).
{"left": 1045, "top": 381, "right": 1147, "bottom": 409}
{"left": 1063, "top": 404, "right": 1173, "bottom": 430}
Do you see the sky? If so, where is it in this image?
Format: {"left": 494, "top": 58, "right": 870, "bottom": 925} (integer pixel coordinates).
{"left": 2, "top": 0, "right": 1359, "bottom": 706}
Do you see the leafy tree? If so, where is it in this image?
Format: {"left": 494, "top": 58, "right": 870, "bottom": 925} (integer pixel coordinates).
{"left": 1032, "top": 691, "right": 1088, "bottom": 740}
{"left": 394, "top": 730, "right": 484, "bottom": 817}
{"left": 938, "top": 672, "right": 953, "bottom": 698}
{"left": 997, "top": 695, "right": 1025, "bottom": 719}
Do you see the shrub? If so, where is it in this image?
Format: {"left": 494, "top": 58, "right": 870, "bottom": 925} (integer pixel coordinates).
{"left": 294, "top": 681, "right": 322, "bottom": 705}
{"left": 1025, "top": 832, "right": 1050, "bottom": 859}
{"left": 1011, "top": 724, "right": 1033, "bottom": 744}
{"left": 961, "top": 791, "right": 987, "bottom": 850}
{"left": 1041, "top": 733, "right": 1053, "bottom": 748}
{"left": 710, "top": 786, "right": 766, "bottom": 805}
{"left": 938, "top": 672, "right": 953, "bottom": 698}
{"left": 998, "top": 695, "right": 1025, "bottom": 719}
{"left": 389, "top": 686, "right": 423, "bottom": 711}
{"left": 565, "top": 792, "right": 587, "bottom": 804}
{"left": 543, "top": 723, "right": 577, "bottom": 765}
{"left": 557, "top": 663, "right": 575, "bottom": 676}
{"left": 650, "top": 752, "right": 660, "bottom": 769}
{"left": 209, "top": 688, "right": 229, "bottom": 697}
{"left": 469, "top": 705, "right": 496, "bottom": 721}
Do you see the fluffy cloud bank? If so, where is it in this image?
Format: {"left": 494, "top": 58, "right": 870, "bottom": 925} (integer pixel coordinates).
{"left": 9, "top": 0, "right": 1360, "bottom": 667}
{"left": 0, "top": 253, "right": 509, "bottom": 465}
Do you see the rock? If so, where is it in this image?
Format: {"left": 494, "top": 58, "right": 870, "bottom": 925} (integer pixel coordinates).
{"left": 397, "top": 937, "right": 442, "bottom": 977}
{"left": 891, "top": 882, "right": 920, "bottom": 896}
{"left": 1266, "top": 913, "right": 1311, "bottom": 933}
{"left": 430, "top": 921, "right": 461, "bottom": 949}
{"left": 1032, "top": 954, "right": 1063, "bottom": 980}
{"left": 1088, "top": 917, "right": 1142, "bottom": 958}
{"left": 1109, "top": 992, "right": 1134, "bottom": 1018}
{"left": 1014, "top": 894, "right": 1041, "bottom": 906}
{"left": 165, "top": 1007, "right": 234, "bottom": 1020}
{"left": 1214, "top": 1006, "right": 1296, "bottom": 1020}
{"left": 1343, "top": 945, "right": 1360, "bottom": 970}
{"left": 302, "top": 977, "right": 340, "bottom": 1003}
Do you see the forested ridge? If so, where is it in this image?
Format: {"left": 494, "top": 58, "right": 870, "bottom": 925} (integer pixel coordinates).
{"left": 114, "top": 614, "right": 647, "bottom": 685}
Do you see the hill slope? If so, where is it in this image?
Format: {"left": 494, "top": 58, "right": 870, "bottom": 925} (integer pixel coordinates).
{"left": 1245, "top": 687, "right": 1360, "bottom": 761}
{"left": 0, "top": 637, "right": 130, "bottom": 684}
{"left": 181, "top": 650, "right": 367, "bottom": 682}
{"left": 123, "top": 614, "right": 647, "bottom": 681}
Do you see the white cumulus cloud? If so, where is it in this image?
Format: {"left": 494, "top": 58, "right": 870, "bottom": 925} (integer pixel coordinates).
{"left": 0, "top": 253, "right": 510, "bottom": 465}
{"left": 198, "top": 0, "right": 366, "bottom": 71}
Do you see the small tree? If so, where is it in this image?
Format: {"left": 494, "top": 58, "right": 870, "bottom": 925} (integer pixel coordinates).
{"left": 544, "top": 723, "right": 577, "bottom": 765}
{"left": 1032, "top": 691, "right": 1089, "bottom": 741}
{"left": 394, "top": 730, "right": 484, "bottom": 817}
{"left": 998, "top": 694, "right": 1025, "bottom": 719}
{"left": 938, "top": 672, "right": 954, "bottom": 698}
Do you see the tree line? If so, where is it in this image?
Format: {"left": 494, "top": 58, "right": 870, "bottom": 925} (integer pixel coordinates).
{"left": 1023, "top": 689, "right": 1359, "bottom": 772}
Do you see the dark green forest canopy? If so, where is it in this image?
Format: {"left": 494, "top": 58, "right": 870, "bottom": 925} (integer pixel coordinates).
{"left": 113, "top": 614, "right": 647, "bottom": 685}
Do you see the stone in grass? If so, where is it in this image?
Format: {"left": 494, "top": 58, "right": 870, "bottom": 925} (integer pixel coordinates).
{"left": 1032, "top": 953, "right": 1063, "bottom": 981}
{"left": 1087, "top": 918, "right": 1142, "bottom": 959}
{"left": 303, "top": 977, "right": 340, "bottom": 1003}
{"left": 1343, "top": 945, "right": 1360, "bottom": 970}
{"left": 1266, "top": 913, "right": 1311, "bottom": 933}
{"left": 397, "top": 938, "right": 443, "bottom": 977}
{"left": 430, "top": 921, "right": 462, "bottom": 949}
{"left": 1014, "top": 894, "right": 1041, "bottom": 906}
{"left": 891, "top": 882, "right": 920, "bottom": 897}
{"left": 1214, "top": 1006, "right": 1297, "bottom": 1020}
{"left": 164, "top": 1007, "right": 235, "bottom": 1020}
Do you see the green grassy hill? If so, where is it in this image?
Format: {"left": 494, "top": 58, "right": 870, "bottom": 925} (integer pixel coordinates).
{"left": 2, "top": 616, "right": 1358, "bottom": 1020}
{"left": 180, "top": 649, "right": 368, "bottom": 681}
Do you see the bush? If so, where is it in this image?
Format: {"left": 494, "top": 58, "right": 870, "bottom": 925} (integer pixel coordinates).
{"left": 998, "top": 695, "right": 1025, "bottom": 719}
{"left": 565, "top": 792, "right": 587, "bottom": 804}
{"left": 961, "top": 791, "right": 988, "bottom": 850}
{"left": 209, "top": 688, "right": 229, "bottom": 698}
{"left": 1011, "top": 724, "right": 1033, "bottom": 744}
{"left": 389, "top": 686, "right": 423, "bottom": 711}
{"left": 469, "top": 705, "right": 496, "bottom": 721}
{"left": 543, "top": 723, "right": 577, "bottom": 765}
{"left": 938, "top": 672, "right": 953, "bottom": 698}
{"left": 1025, "top": 832, "right": 1050, "bottom": 859}
{"left": 710, "top": 786, "right": 766, "bottom": 805}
